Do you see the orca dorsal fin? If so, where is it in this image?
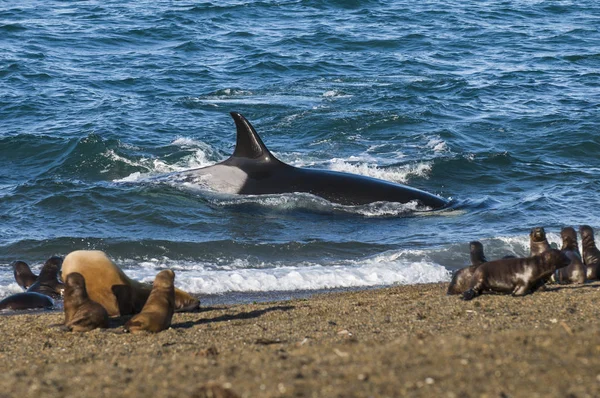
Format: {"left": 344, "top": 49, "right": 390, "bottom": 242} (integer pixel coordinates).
{"left": 230, "top": 112, "right": 278, "bottom": 162}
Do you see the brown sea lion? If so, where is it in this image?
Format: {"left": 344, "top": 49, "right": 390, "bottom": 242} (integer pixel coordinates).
{"left": 61, "top": 250, "right": 199, "bottom": 317}
{"left": 27, "top": 256, "right": 65, "bottom": 299}
{"left": 0, "top": 292, "right": 54, "bottom": 311}
{"left": 462, "top": 249, "right": 570, "bottom": 300}
{"left": 12, "top": 260, "right": 38, "bottom": 289}
{"left": 552, "top": 227, "right": 586, "bottom": 284}
{"left": 529, "top": 227, "right": 551, "bottom": 255}
{"left": 580, "top": 225, "right": 600, "bottom": 281}
{"left": 63, "top": 272, "right": 109, "bottom": 332}
{"left": 447, "top": 241, "right": 488, "bottom": 295}
{"left": 124, "top": 269, "right": 175, "bottom": 333}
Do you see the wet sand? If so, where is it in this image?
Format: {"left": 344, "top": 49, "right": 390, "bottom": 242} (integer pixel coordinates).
{"left": 1, "top": 282, "right": 600, "bottom": 398}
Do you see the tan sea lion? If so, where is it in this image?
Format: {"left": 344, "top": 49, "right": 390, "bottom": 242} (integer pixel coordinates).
{"left": 61, "top": 250, "right": 199, "bottom": 316}
{"left": 27, "top": 256, "right": 65, "bottom": 299}
{"left": 580, "top": 225, "right": 600, "bottom": 280}
{"left": 0, "top": 292, "right": 54, "bottom": 311}
{"left": 552, "top": 227, "right": 586, "bottom": 284}
{"left": 12, "top": 260, "right": 38, "bottom": 289}
{"left": 124, "top": 269, "right": 175, "bottom": 333}
{"left": 529, "top": 227, "right": 551, "bottom": 255}
{"left": 447, "top": 241, "right": 488, "bottom": 295}
{"left": 462, "top": 249, "right": 570, "bottom": 300}
{"left": 63, "top": 272, "right": 109, "bottom": 332}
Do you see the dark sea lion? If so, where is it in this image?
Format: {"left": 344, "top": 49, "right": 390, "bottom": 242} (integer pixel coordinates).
{"left": 0, "top": 292, "right": 54, "bottom": 311}
{"left": 580, "top": 225, "right": 600, "bottom": 280}
{"left": 529, "top": 227, "right": 551, "bottom": 256}
{"left": 125, "top": 269, "right": 175, "bottom": 333}
{"left": 552, "top": 227, "right": 586, "bottom": 284}
{"left": 26, "top": 256, "right": 65, "bottom": 299}
{"left": 63, "top": 272, "right": 109, "bottom": 332}
{"left": 61, "top": 250, "right": 199, "bottom": 317}
{"left": 447, "top": 241, "right": 488, "bottom": 295}
{"left": 462, "top": 249, "right": 570, "bottom": 300}
{"left": 11, "top": 260, "right": 38, "bottom": 289}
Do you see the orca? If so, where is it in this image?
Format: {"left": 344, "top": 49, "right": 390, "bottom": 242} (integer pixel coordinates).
{"left": 174, "top": 112, "right": 449, "bottom": 209}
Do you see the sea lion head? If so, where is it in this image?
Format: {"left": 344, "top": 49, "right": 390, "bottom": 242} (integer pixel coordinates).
{"left": 530, "top": 227, "right": 547, "bottom": 243}
{"left": 579, "top": 225, "right": 594, "bottom": 240}
{"left": 469, "top": 241, "right": 487, "bottom": 265}
{"left": 38, "top": 256, "right": 63, "bottom": 280}
{"left": 44, "top": 256, "right": 64, "bottom": 270}
{"left": 154, "top": 269, "right": 175, "bottom": 289}
{"left": 541, "top": 248, "right": 571, "bottom": 269}
{"left": 560, "top": 227, "right": 578, "bottom": 247}
{"left": 11, "top": 260, "right": 36, "bottom": 289}
{"left": 469, "top": 241, "right": 483, "bottom": 253}
{"left": 65, "top": 272, "right": 89, "bottom": 303}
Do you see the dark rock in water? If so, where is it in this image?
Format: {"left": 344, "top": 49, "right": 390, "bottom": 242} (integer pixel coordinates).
{"left": 0, "top": 292, "right": 55, "bottom": 311}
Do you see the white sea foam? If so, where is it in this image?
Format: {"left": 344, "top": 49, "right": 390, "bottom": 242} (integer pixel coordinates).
{"left": 0, "top": 283, "right": 25, "bottom": 300}
{"left": 326, "top": 159, "right": 432, "bottom": 183}
{"left": 113, "top": 139, "right": 221, "bottom": 182}
{"left": 110, "top": 250, "right": 451, "bottom": 296}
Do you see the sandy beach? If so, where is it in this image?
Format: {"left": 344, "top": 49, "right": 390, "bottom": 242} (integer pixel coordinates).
{"left": 1, "top": 282, "right": 600, "bottom": 398}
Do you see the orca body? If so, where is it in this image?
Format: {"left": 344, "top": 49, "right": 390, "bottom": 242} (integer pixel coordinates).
{"left": 176, "top": 113, "right": 449, "bottom": 209}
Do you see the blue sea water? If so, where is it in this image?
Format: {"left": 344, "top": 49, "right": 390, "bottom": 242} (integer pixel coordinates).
{"left": 1, "top": 0, "right": 600, "bottom": 300}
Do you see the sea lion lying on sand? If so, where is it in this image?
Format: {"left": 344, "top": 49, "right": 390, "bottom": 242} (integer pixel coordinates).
{"left": 462, "top": 249, "right": 570, "bottom": 301}
{"left": 0, "top": 292, "right": 54, "bottom": 311}
{"left": 447, "top": 241, "right": 488, "bottom": 295}
{"left": 552, "top": 227, "right": 585, "bottom": 284}
{"left": 125, "top": 269, "right": 175, "bottom": 333}
{"left": 12, "top": 260, "right": 38, "bottom": 289}
{"left": 26, "top": 256, "right": 65, "bottom": 299}
{"left": 61, "top": 250, "right": 199, "bottom": 317}
{"left": 580, "top": 225, "right": 600, "bottom": 281}
{"left": 63, "top": 272, "right": 109, "bottom": 332}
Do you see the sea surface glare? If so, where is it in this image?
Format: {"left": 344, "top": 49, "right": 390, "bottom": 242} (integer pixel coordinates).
{"left": 1, "top": 1, "right": 600, "bottom": 301}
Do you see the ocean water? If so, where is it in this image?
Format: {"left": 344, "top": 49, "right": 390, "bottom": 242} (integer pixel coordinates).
{"left": 1, "top": 0, "right": 600, "bottom": 301}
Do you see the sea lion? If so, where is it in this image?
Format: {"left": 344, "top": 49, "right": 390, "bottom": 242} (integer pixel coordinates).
{"left": 462, "top": 249, "right": 570, "bottom": 300}
{"left": 580, "top": 225, "right": 600, "bottom": 280}
{"left": 61, "top": 250, "right": 199, "bottom": 317}
{"left": 27, "top": 256, "right": 65, "bottom": 298}
{"left": 63, "top": 272, "right": 109, "bottom": 332}
{"left": 552, "top": 227, "right": 586, "bottom": 284}
{"left": 529, "top": 227, "right": 551, "bottom": 256}
{"left": 0, "top": 292, "right": 54, "bottom": 311}
{"left": 12, "top": 260, "right": 38, "bottom": 289}
{"left": 124, "top": 269, "right": 175, "bottom": 333}
{"left": 447, "top": 241, "right": 488, "bottom": 295}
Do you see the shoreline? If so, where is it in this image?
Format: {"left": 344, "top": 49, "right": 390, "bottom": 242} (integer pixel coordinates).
{"left": 1, "top": 281, "right": 600, "bottom": 397}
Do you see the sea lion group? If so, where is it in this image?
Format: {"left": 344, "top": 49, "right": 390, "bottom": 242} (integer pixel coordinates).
{"left": 1, "top": 250, "right": 200, "bottom": 333}
{"left": 448, "top": 225, "right": 600, "bottom": 300}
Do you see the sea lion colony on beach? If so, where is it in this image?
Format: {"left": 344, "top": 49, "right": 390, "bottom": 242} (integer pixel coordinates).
{"left": 3, "top": 225, "right": 600, "bottom": 329}
{"left": 448, "top": 225, "right": 599, "bottom": 300}
{"left": 2, "top": 250, "right": 198, "bottom": 333}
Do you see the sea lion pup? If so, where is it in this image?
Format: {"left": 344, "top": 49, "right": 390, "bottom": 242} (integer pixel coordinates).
{"left": 530, "top": 227, "right": 551, "bottom": 255}
{"left": 0, "top": 292, "right": 54, "bottom": 311}
{"left": 61, "top": 250, "right": 199, "bottom": 316}
{"left": 580, "top": 225, "right": 600, "bottom": 281}
{"left": 447, "top": 241, "right": 488, "bottom": 295}
{"left": 63, "top": 272, "right": 109, "bottom": 332}
{"left": 12, "top": 260, "right": 38, "bottom": 289}
{"left": 124, "top": 269, "right": 175, "bottom": 333}
{"left": 462, "top": 249, "right": 570, "bottom": 301}
{"left": 26, "top": 256, "right": 65, "bottom": 298}
{"left": 552, "top": 227, "right": 586, "bottom": 284}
